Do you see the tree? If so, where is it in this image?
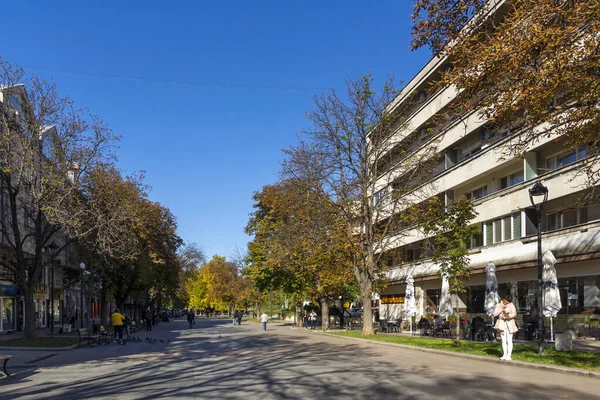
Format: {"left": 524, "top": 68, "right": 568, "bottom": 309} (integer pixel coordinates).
{"left": 188, "top": 255, "right": 242, "bottom": 312}
{"left": 0, "top": 59, "right": 118, "bottom": 339}
{"left": 176, "top": 243, "right": 206, "bottom": 307}
{"left": 245, "top": 179, "right": 355, "bottom": 329}
{"left": 284, "top": 75, "right": 437, "bottom": 335}
{"left": 420, "top": 196, "right": 478, "bottom": 340}
{"left": 411, "top": 0, "right": 600, "bottom": 194}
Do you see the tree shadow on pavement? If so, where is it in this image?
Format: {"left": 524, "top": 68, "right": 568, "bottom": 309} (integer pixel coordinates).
{"left": 0, "top": 319, "right": 597, "bottom": 400}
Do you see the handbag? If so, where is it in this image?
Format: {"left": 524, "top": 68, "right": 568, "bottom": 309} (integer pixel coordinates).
{"left": 493, "top": 318, "right": 504, "bottom": 332}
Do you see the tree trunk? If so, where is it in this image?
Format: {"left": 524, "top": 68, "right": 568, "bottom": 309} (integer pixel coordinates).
{"left": 320, "top": 298, "right": 329, "bottom": 331}
{"left": 361, "top": 292, "right": 374, "bottom": 335}
{"left": 295, "top": 302, "right": 303, "bottom": 327}
{"left": 23, "top": 289, "right": 37, "bottom": 340}
{"left": 455, "top": 293, "right": 461, "bottom": 341}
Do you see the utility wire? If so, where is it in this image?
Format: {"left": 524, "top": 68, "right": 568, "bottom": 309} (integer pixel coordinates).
{"left": 23, "top": 66, "right": 333, "bottom": 93}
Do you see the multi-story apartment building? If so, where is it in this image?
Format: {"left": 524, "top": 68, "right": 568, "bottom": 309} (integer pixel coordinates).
{"left": 0, "top": 84, "right": 84, "bottom": 333}
{"left": 375, "top": 41, "right": 600, "bottom": 329}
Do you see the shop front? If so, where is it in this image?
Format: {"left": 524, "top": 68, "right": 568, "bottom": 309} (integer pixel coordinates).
{"left": 0, "top": 284, "right": 19, "bottom": 332}
{"left": 34, "top": 283, "right": 49, "bottom": 328}
{"left": 411, "top": 257, "right": 600, "bottom": 330}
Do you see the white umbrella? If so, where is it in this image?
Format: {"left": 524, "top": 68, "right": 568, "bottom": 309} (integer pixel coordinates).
{"left": 542, "top": 250, "right": 561, "bottom": 341}
{"left": 405, "top": 275, "right": 417, "bottom": 333}
{"left": 438, "top": 273, "right": 453, "bottom": 317}
{"left": 485, "top": 262, "right": 501, "bottom": 318}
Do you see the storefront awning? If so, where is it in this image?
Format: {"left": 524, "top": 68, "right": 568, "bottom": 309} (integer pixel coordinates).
{"left": 0, "top": 284, "right": 19, "bottom": 296}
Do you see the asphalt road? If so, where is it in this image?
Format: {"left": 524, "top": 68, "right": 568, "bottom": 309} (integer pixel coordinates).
{"left": 1, "top": 317, "right": 598, "bottom": 399}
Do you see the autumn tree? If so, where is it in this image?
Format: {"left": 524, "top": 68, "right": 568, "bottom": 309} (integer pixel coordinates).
{"left": 283, "top": 75, "right": 437, "bottom": 335}
{"left": 187, "top": 255, "right": 243, "bottom": 312}
{"left": 420, "top": 196, "right": 478, "bottom": 339}
{"left": 245, "top": 179, "right": 355, "bottom": 329}
{"left": 175, "top": 243, "right": 206, "bottom": 307}
{"left": 411, "top": 0, "right": 600, "bottom": 194}
{"left": 0, "top": 59, "right": 119, "bottom": 339}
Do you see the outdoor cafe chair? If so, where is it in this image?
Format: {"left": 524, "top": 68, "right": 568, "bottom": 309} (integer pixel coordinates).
{"left": 378, "top": 319, "right": 389, "bottom": 333}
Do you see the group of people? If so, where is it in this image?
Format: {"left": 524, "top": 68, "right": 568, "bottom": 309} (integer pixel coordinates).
{"left": 232, "top": 310, "right": 243, "bottom": 326}
{"left": 304, "top": 310, "right": 318, "bottom": 329}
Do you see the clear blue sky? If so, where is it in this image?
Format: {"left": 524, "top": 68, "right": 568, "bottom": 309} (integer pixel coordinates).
{"left": 3, "top": 1, "right": 431, "bottom": 258}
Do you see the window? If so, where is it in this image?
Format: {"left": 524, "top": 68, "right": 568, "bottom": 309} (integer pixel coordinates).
{"left": 23, "top": 207, "right": 35, "bottom": 230}
{"left": 562, "top": 208, "right": 578, "bottom": 228}
{"left": 503, "top": 216, "right": 512, "bottom": 241}
{"left": 374, "top": 188, "right": 387, "bottom": 205}
{"left": 500, "top": 171, "right": 524, "bottom": 189}
{"left": 557, "top": 150, "right": 576, "bottom": 167}
{"left": 545, "top": 146, "right": 587, "bottom": 172}
{"left": 486, "top": 213, "right": 522, "bottom": 245}
{"left": 466, "top": 185, "right": 488, "bottom": 201}
{"left": 543, "top": 206, "right": 595, "bottom": 231}
{"left": 494, "top": 219, "right": 501, "bottom": 243}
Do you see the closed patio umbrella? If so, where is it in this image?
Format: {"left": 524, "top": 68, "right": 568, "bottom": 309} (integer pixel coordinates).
{"left": 485, "top": 262, "right": 500, "bottom": 319}
{"left": 542, "top": 250, "right": 561, "bottom": 341}
{"left": 438, "top": 273, "right": 453, "bottom": 317}
{"left": 405, "top": 275, "right": 417, "bottom": 333}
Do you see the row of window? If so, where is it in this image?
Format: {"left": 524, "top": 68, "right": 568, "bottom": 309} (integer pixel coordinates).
{"left": 383, "top": 203, "right": 600, "bottom": 267}
{"left": 463, "top": 147, "right": 587, "bottom": 202}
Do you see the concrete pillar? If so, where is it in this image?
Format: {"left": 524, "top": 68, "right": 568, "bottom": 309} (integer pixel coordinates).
{"left": 524, "top": 151, "right": 537, "bottom": 181}
{"left": 584, "top": 276, "right": 600, "bottom": 308}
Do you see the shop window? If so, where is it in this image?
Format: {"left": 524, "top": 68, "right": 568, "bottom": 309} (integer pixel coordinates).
{"left": 465, "top": 285, "right": 485, "bottom": 313}
{"left": 425, "top": 289, "right": 441, "bottom": 312}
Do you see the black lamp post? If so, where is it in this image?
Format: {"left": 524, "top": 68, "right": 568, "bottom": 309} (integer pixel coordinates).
{"left": 46, "top": 241, "right": 59, "bottom": 338}
{"left": 529, "top": 181, "right": 549, "bottom": 354}
{"left": 79, "top": 262, "right": 86, "bottom": 329}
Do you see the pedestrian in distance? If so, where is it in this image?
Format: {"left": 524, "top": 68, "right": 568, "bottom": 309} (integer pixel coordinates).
{"left": 145, "top": 309, "right": 152, "bottom": 332}
{"left": 187, "top": 309, "right": 195, "bottom": 329}
{"left": 232, "top": 310, "right": 238, "bottom": 326}
{"left": 493, "top": 295, "right": 518, "bottom": 360}
{"left": 309, "top": 310, "right": 318, "bottom": 330}
{"left": 111, "top": 308, "right": 126, "bottom": 344}
{"left": 260, "top": 312, "right": 269, "bottom": 331}
{"left": 236, "top": 311, "right": 242, "bottom": 326}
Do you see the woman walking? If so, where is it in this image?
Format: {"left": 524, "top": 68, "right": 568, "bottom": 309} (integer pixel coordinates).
{"left": 493, "top": 295, "right": 518, "bottom": 360}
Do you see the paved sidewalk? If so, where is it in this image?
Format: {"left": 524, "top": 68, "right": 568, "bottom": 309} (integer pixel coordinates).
{"left": 0, "top": 317, "right": 186, "bottom": 374}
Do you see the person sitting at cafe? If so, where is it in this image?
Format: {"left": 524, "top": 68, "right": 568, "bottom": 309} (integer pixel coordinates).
{"left": 471, "top": 315, "right": 486, "bottom": 341}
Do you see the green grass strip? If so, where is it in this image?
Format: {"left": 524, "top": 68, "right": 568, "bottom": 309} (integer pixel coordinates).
{"left": 327, "top": 331, "right": 600, "bottom": 372}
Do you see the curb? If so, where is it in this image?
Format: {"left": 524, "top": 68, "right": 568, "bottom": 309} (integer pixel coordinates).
{"left": 313, "top": 331, "right": 600, "bottom": 379}
{"left": 0, "top": 344, "right": 77, "bottom": 352}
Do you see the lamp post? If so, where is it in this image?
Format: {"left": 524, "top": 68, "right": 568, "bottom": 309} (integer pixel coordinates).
{"left": 79, "top": 262, "right": 86, "bottom": 329}
{"left": 529, "top": 181, "right": 549, "bottom": 355}
{"left": 46, "top": 242, "right": 59, "bottom": 338}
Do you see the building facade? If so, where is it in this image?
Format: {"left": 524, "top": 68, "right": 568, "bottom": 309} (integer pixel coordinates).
{"left": 374, "top": 42, "right": 600, "bottom": 330}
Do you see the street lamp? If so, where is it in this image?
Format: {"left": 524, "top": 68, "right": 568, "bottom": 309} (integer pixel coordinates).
{"left": 46, "top": 241, "right": 59, "bottom": 338}
{"left": 79, "top": 262, "right": 86, "bottom": 329}
{"left": 529, "top": 181, "right": 548, "bottom": 354}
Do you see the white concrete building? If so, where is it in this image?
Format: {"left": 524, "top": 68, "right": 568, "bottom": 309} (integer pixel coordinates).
{"left": 374, "top": 45, "right": 600, "bottom": 331}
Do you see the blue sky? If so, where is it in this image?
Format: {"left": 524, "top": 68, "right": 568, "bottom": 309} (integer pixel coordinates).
{"left": 3, "top": 1, "right": 431, "bottom": 258}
